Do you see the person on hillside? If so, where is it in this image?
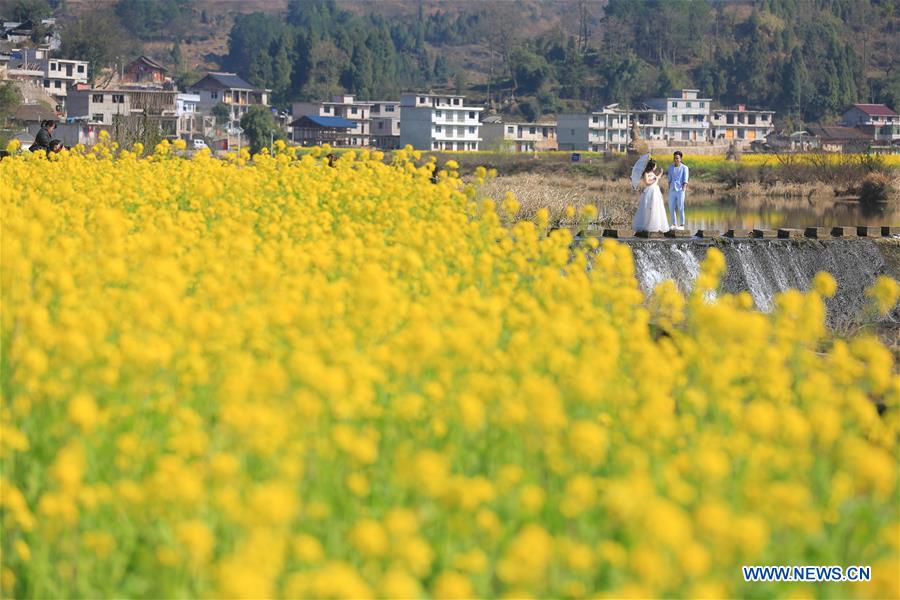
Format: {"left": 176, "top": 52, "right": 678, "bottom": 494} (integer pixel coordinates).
{"left": 29, "top": 120, "right": 57, "bottom": 153}
{"left": 666, "top": 150, "right": 689, "bottom": 230}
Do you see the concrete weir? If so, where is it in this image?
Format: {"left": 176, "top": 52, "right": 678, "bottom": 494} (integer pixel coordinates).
{"left": 596, "top": 236, "right": 900, "bottom": 328}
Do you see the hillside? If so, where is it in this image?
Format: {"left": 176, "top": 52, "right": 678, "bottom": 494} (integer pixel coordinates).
{"left": 30, "top": 0, "right": 900, "bottom": 125}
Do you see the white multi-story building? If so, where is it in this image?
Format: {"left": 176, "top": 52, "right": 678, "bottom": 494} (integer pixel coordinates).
{"left": 399, "top": 93, "right": 482, "bottom": 151}
{"left": 841, "top": 103, "right": 899, "bottom": 144}
{"left": 646, "top": 89, "right": 712, "bottom": 142}
{"left": 711, "top": 104, "right": 776, "bottom": 146}
{"left": 292, "top": 94, "right": 373, "bottom": 147}
{"left": 6, "top": 48, "right": 88, "bottom": 109}
{"left": 176, "top": 93, "right": 202, "bottom": 139}
{"left": 370, "top": 100, "right": 401, "bottom": 149}
{"left": 644, "top": 89, "right": 711, "bottom": 143}
{"left": 481, "top": 116, "right": 557, "bottom": 152}
{"left": 557, "top": 105, "right": 630, "bottom": 152}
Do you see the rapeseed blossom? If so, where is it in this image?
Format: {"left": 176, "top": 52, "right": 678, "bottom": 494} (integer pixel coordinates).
{"left": 0, "top": 143, "right": 898, "bottom": 598}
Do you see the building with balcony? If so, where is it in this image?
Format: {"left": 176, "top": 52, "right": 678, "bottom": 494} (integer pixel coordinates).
{"left": 188, "top": 72, "right": 269, "bottom": 126}
{"left": 176, "top": 93, "right": 202, "bottom": 139}
{"left": 710, "top": 104, "right": 775, "bottom": 146}
{"left": 370, "top": 101, "right": 400, "bottom": 149}
{"left": 399, "top": 93, "right": 482, "bottom": 151}
{"left": 292, "top": 94, "right": 372, "bottom": 147}
{"left": 6, "top": 48, "right": 88, "bottom": 110}
{"left": 481, "top": 116, "right": 557, "bottom": 152}
{"left": 644, "top": 89, "right": 711, "bottom": 143}
{"left": 67, "top": 87, "right": 178, "bottom": 138}
{"left": 841, "top": 103, "right": 899, "bottom": 145}
{"left": 557, "top": 105, "right": 632, "bottom": 152}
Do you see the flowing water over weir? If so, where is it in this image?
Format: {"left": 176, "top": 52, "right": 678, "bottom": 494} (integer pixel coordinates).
{"left": 605, "top": 238, "right": 900, "bottom": 327}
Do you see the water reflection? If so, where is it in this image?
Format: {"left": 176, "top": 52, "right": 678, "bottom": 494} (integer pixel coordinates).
{"left": 684, "top": 194, "right": 900, "bottom": 230}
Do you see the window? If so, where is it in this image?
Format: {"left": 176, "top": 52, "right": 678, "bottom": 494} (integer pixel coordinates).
{"left": 570, "top": 129, "right": 575, "bottom": 136}
{"left": 529, "top": 127, "right": 535, "bottom": 134}
{"left": 672, "top": 101, "right": 677, "bottom": 108}
{"left": 377, "top": 122, "right": 383, "bottom": 130}
{"left": 592, "top": 116, "right": 599, "bottom": 123}
{"left": 748, "top": 115, "right": 756, "bottom": 125}
{"left": 44, "top": 79, "right": 50, "bottom": 87}
{"left": 92, "top": 113, "right": 104, "bottom": 122}
{"left": 671, "top": 115, "right": 678, "bottom": 122}
{"left": 112, "top": 94, "right": 124, "bottom": 103}
{"left": 507, "top": 126, "right": 514, "bottom": 133}
{"left": 420, "top": 96, "right": 427, "bottom": 103}
{"left": 469, "top": 126, "right": 475, "bottom": 134}
{"left": 211, "top": 92, "right": 218, "bottom": 99}
{"left": 386, "top": 105, "right": 394, "bottom": 112}
{"left": 350, "top": 107, "right": 358, "bottom": 115}
{"left": 453, "top": 98, "right": 460, "bottom": 105}
{"left": 54, "top": 80, "right": 61, "bottom": 88}
{"left": 77, "top": 65, "right": 85, "bottom": 73}
{"left": 436, "top": 110, "right": 442, "bottom": 117}
{"left": 432, "top": 142, "right": 438, "bottom": 150}
{"left": 686, "top": 101, "right": 692, "bottom": 108}
{"left": 435, "top": 125, "right": 442, "bottom": 133}
{"left": 468, "top": 111, "right": 475, "bottom": 119}
{"left": 50, "top": 62, "right": 57, "bottom": 71}
{"left": 700, "top": 101, "right": 705, "bottom": 108}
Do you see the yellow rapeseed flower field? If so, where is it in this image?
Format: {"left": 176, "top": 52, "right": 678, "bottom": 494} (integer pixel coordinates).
{"left": 1, "top": 139, "right": 898, "bottom": 599}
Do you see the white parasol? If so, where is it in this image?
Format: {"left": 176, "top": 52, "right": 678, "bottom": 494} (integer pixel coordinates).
{"left": 630, "top": 153, "right": 651, "bottom": 190}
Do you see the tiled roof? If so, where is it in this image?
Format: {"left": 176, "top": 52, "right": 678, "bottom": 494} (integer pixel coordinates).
{"left": 850, "top": 104, "right": 898, "bottom": 117}
{"left": 130, "top": 55, "right": 167, "bottom": 72}
{"left": 190, "top": 72, "right": 257, "bottom": 91}
{"left": 807, "top": 124, "right": 872, "bottom": 141}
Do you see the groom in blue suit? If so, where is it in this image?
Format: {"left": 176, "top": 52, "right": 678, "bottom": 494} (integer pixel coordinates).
{"left": 667, "top": 151, "right": 689, "bottom": 230}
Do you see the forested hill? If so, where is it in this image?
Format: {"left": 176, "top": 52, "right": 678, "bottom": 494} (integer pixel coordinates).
{"left": 223, "top": 0, "right": 900, "bottom": 126}
{"left": 47, "top": 0, "right": 900, "bottom": 126}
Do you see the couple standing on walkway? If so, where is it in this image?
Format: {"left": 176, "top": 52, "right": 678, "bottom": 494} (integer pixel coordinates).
{"left": 632, "top": 151, "right": 689, "bottom": 233}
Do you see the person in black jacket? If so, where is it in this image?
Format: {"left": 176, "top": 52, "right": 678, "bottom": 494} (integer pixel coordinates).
{"left": 29, "top": 120, "right": 56, "bottom": 152}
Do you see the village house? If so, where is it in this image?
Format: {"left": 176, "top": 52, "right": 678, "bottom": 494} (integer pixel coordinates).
{"left": 481, "top": 116, "right": 557, "bottom": 152}
{"left": 399, "top": 93, "right": 482, "bottom": 151}
{"left": 840, "top": 103, "right": 899, "bottom": 145}
{"left": 631, "top": 106, "right": 667, "bottom": 142}
{"left": 557, "top": 105, "right": 630, "bottom": 152}
{"left": 710, "top": 104, "right": 775, "bottom": 146}
{"left": 644, "top": 89, "right": 711, "bottom": 143}
{"left": 67, "top": 86, "right": 178, "bottom": 138}
{"left": 176, "top": 93, "right": 203, "bottom": 140}
{"left": 370, "top": 101, "right": 401, "bottom": 150}
{"left": 188, "top": 72, "right": 269, "bottom": 128}
{"left": 292, "top": 94, "right": 372, "bottom": 147}
{"left": 1, "top": 19, "right": 60, "bottom": 50}
{"left": 289, "top": 114, "right": 356, "bottom": 146}
{"left": 5, "top": 48, "right": 88, "bottom": 111}
{"left": 123, "top": 55, "right": 169, "bottom": 86}
{"left": 805, "top": 124, "right": 872, "bottom": 153}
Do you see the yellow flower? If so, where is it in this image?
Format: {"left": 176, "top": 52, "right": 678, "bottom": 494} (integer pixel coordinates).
{"left": 67, "top": 392, "right": 99, "bottom": 432}
{"left": 866, "top": 275, "right": 899, "bottom": 315}
{"left": 812, "top": 272, "right": 837, "bottom": 298}
{"left": 432, "top": 571, "right": 474, "bottom": 599}
{"left": 350, "top": 519, "right": 388, "bottom": 557}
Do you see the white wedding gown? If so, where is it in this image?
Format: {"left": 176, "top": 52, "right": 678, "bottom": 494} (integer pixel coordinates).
{"left": 632, "top": 172, "right": 669, "bottom": 232}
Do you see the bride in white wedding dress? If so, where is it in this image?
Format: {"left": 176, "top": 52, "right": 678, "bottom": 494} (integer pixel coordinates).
{"left": 632, "top": 159, "right": 670, "bottom": 233}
